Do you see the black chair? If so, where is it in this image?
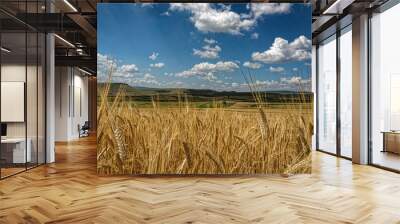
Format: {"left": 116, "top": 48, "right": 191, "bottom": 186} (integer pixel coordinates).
{"left": 79, "top": 121, "right": 90, "bottom": 138}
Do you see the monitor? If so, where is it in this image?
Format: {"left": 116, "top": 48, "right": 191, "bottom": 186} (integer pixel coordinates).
{"left": 1, "top": 123, "right": 7, "bottom": 137}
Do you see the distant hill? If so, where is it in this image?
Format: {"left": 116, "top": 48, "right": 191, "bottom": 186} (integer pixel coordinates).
{"left": 97, "top": 82, "right": 312, "bottom": 103}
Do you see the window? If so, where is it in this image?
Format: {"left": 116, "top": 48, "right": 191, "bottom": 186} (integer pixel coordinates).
{"left": 339, "top": 26, "right": 352, "bottom": 158}
{"left": 370, "top": 3, "right": 400, "bottom": 171}
{"left": 317, "top": 35, "right": 337, "bottom": 154}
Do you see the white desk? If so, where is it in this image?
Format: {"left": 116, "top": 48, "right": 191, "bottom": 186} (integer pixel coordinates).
{"left": 1, "top": 138, "right": 31, "bottom": 163}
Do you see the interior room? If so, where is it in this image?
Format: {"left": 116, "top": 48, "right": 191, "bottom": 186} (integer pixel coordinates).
{"left": 0, "top": 9, "right": 46, "bottom": 178}
{"left": 0, "top": 0, "right": 400, "bottom": 223}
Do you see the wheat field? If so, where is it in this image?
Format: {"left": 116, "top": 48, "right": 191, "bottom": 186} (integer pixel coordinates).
{"left": 97, "top": 79, "right": 313, "bottom": 175}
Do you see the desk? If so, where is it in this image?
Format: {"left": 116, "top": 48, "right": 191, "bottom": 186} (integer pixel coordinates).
{"left": 382, "top": 131, "right": 400, "bottom": 154}
{"left": 1, "top": 138, "right": 31, "bottom": 163}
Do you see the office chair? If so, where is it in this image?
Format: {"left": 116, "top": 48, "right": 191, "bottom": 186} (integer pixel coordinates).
{"left": 79, "top": 121, "right": 90, "bottom": 138}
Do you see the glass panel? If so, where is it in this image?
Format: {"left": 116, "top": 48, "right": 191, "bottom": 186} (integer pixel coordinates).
{"left": 1, "top": 30, "right": 27, "bottom": 177}
{"left": 340, "top": 26, "right": 352, "bottom": 158}
{"left": 371, "top": 4, "right": 400, "bottom": 171}
{"left": 317, "top": 35, "right": 337, "bottom": 154}
{"left": 27, "top": 30, "right": 38, "bottom": 169}
{"left": 38, "top": 32, "right": 45, "bottom": 165}
{"left": 26, "top": 0, "right": 39, "bottom": 169}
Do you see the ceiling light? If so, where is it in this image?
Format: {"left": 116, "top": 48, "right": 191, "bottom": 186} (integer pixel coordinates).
{"left": 63, "top": 0, "right": 78, "bottom": 12}
{"left": 1, "top": 47, "right": 11, "bottom": 53}
{"left": 322, "top": 0, "right": 355, "bottom": 15}
{"left": 54, "top": 34, "right": 75, "bottom": 48}
{"left": 78, "top": 67, "right": 92, "bottom": 76}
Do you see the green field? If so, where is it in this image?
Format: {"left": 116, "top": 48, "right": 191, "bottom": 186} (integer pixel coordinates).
{"left": 97, "top": 82, "right": 313, "bottom": 110}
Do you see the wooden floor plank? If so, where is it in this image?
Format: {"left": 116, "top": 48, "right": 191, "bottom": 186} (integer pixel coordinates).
{"left": 0, "top": 135, "right": 399, "bottom": 223}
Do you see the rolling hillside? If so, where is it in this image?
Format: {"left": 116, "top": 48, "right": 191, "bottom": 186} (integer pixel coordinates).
{"left": 97, "top": 82, "right": 313, "bottom": 103}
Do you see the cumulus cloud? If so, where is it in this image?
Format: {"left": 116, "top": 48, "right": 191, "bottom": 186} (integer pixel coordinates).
{"left": 169, "top": 3, "right": 292, "bottom": 35}
{"left": 248, "top": 3, "right": 291, "bottom": 18}
{"left": 97, "top": 53, "right": 115, "bottom": 70}
{"left": 242, "top": 76, "right": 310, "bottom": 91}
{"left": 97, "top": 54, "right": 140, "bottom": 79}
{"left": 176, "top": 61, "right": 239, "bottom": 79}
{"left": 251, "top": 32, "right": 259, "bottom": 39}
{"left": 279, "top": 76, "right": 311, "bottom": 90}
{"left": 150, "top": 62, "right": 165, "bottom": 68}
{"left": 169, "top": 3, "right": 256, "bottom": 35}
{"left": 129, "top": 73, "right": 160, "bottom": 86}
{"left": 149, "top": 52, "right": 159, "bottom": 60}
{"left": 269, "top": 66, "right": 285, "bottom": 73}
{"left": 252, "top": 35, "right": 311, "bottom": 63}
{"left": 120, "top": 64, "right": 139, "bottom": 73}
{"left": 243, "top": 61, "right": 262, "bottom": 69}
{"left": 113, "top": 64, "right": 140, "bottom": 78}
{"left": 204, "top": 38, "right": 217, "bottom": 44}
{"left": 193, "top": 39, "right": 222, "bottom": 59}
{"left": 97, "top": 53, "right": 116, "bottom": 82}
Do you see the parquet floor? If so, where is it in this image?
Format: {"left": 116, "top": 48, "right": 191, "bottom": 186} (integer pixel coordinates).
{"left": 1, "top": 135, "right": 400, "bottom": 223}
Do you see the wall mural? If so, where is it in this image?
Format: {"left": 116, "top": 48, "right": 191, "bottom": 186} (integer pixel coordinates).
{"left": 97, "top": 3, "right": 313, "bottom": 175}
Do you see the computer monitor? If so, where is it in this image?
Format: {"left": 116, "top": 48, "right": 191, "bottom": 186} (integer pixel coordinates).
{"left": 1, "top": 123, "right": 7, "bottom": 137}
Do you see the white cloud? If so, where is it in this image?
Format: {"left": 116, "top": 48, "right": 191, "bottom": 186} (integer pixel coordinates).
{"left": 144, "top": 73, "right": 155, "bottom": 79}
{"left": 231, "top": 82, "right": 239, "bottom": 87}
{"left": 280, "top": 76, "right": 310, "bottom": 87}
{"left": 129, "top": 73, "right": 160, "bottom": 86}
{"left": 251, "top": 32, "right": 259, "bottom": 39}
{"left": 149, "top": 52, "right": 159, "bottom": 60}
{"left": 176, "top": 61, "right": 239, "bottom": 78}
{"left": 243, "top": 61, "right": 262, "bottom": 69}
{"left": 204, "top": 38, "right": 217, "bottom": 44}
{"left": 292, "top": 67, "right": 298, "bottom": 72}
{"left": 241, "top": 76, "right": 310, "bottom": 91}
{"left": 97, "top": 53, "right": 142, "bottom": 81}
{"left": 97, "top": 53, "right": 117, "bottom": 82}
{"left": 169, "top": 3, "right": 256, "bottom": 35}
{"left": 114, "top": 64, "right": 140, "bottom": 78}
{"left": 269, "top": 66, "right": 285, "bottom": 73}
{"left": 150, "top": 62, "right": 165, "bottom": 68}
{"left": 120, "top": 64, "right": 139, "bottom": 73}
{"left": 193, "top": 44, "right": 221, "bottom": 59}
{"left": 252, "top": 35, "right": 311, "bottom": 63}
{"left": 169, "top": 3, "right": 292, "bottom": 35}
{"left": 248, "top": 3, "right": 291, "bottom": 18}
{"left": 141, "top": 3, "right": 154, "bottom": 7}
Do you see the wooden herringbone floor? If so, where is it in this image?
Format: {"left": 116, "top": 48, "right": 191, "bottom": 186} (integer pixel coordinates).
{"left": 1, "top": 136, "right": 400, "bottom": 224}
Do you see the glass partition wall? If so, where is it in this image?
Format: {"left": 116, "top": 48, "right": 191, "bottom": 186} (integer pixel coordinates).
{"left": 0, "top": 3, "right": 46, "bottom": 179}
{"left": 370, "top": 3, "right": 400, "bottom": 171}
{"left": 317, "top": 35, "right": 337, "bottom": 155}
{"left": 316, "top": 25, "right": 352, "bottom": 159}
{"left": 339, "top": 26, "right": 352, "bottom": 159}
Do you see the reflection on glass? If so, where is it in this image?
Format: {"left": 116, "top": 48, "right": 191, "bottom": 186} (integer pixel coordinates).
{"left": 1, "top": 32, "right": 27, "bottom": 177}
{"left": 318, "top": 36, "right": 337, "bottom": 154}
{"left": 371, "top": 3, "right": 400, "bottom": 171}
{"left": 38, "top": 33, "right": 46, "bottom": 165}
{"left": 340, "top": 27, "right": 352, "bottom": 158}
{"left": 27, "top": 31, "right": 38, "bottom": 169}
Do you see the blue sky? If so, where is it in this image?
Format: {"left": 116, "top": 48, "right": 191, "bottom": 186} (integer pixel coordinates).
{"left": 98, "top": 3, "right": 311, "bottom": 91}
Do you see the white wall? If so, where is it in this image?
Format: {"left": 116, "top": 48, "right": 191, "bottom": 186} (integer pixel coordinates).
{"left": 55, "top": 67, "right": 89, "bottom": 141}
